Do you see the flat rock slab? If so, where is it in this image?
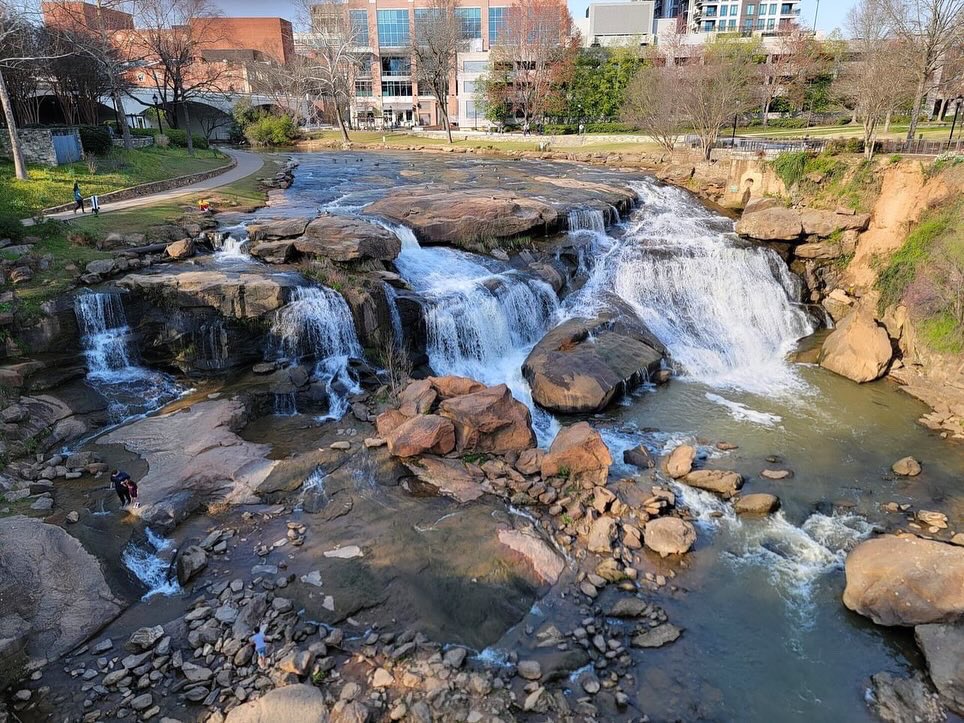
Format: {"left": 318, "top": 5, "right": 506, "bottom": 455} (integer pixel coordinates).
{"left": 497, "top": 529, "right": 565, "bottom": 585}
{"left": 100, "top": 399, "right": 277, "bottom": 528}
{"left": 403, "top": 456, "right": 485, "bottom": 503}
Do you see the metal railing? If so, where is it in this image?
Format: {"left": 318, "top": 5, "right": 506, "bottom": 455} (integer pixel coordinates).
{"left": 710, "top": 134, "right": 964, "bottom": 156}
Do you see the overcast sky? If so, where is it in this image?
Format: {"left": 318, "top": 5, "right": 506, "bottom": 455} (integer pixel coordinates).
{"left": 213, "top": 0, "right": 856, "bottom": 34}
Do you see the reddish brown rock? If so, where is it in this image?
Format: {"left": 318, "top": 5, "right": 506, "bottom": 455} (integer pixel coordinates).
{"left": 541, "top": 422, "right": 612, "bottom": 486}
{"left": 385, "top": 414, "right": 456, "bottom": 458}
{"left": 515, "top": 448, "right": 545, "bottom": 476}
{"left": 438, "top": 384, "right": 535, "bottom": 454}
{"left": 294, "top": 215, "right": 401, "bottom": 262}
{"left": 398, "top": 379, "right": 437, "bottom": 417}
{"left": 683, "top": 469, "right": 743, "bottom": 498}
{"left": 402, "top": 456, "right": 485, "bottom": 503}
{"left": 375, "top": 409, "right": 410, "bottom": 438}
{"left": 664, "top": 445, "right": 696, "bottom": 479}
{"left": 428, "top": 375, "right": 486, "bottom": 399}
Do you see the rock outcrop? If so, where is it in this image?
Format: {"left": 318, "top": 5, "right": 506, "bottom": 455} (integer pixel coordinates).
{"left": 224, "top": 683, "right": 329, "bottom": 723}
{"left": 843, "top": 535, "right": 964, "bottom": 626}
{"left": 99, "top": 399, "right": 277, "bottom": 528}
{"left": 385, "top": 414, "right": 456, "bottom": 457}
{"left": 366, "top": 188, "right": 560, "bottom": 245}
{"left": 523, "top": 315, "right": 664, "bottom": 414}
{"left": 819, "top": 304, "right": 893, "bottom": 383}
{"left": 438, "top": 383, "right": 536, "bottom": 453}
{"left": 735, "top": 204, "right": 870, "bottom": 242}
{"left": 541, "top": 422, "right": 612, "bottom": 486}
{"left": 0, "top": 516, "right": 122, "bottom": 671}
{"left": 915, "top": 623, "right": 964, "bottom": 715}
{"left": 644, "top": 517, "right": 696, "bottom": 556}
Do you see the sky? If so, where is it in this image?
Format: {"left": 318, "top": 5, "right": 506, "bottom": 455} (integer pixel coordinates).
{"left": 213, "top": 0, "right": 857, "bottom": 34}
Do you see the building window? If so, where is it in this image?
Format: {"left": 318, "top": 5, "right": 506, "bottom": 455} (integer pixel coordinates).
{"left": 704, "top": 6, "right": 717, "bottom": 17}
{"left": 746, "top": 4, "right": 755, "bottom": 14}
{"left": 488, "top": 7, "right": 506, "bottom": 45}
{"left": 455, "top": 7, "right": 482, "bottom": 40}
{"left": 767, "top": 17, "right": 775, "bottom": 28}
{"left": 381, "top": 80, "right": 413, "bottom": 97}
{"left": 770, "top": 3, "right": 777, "bottom": 13}
{"left": 463, "top": 59, "right": 488, "bottom": 72}
{"left": 743, "top": 18, "right": 753, "bottom": 29}
{"left": 461, "top": 80, "right": 477, "bottom": 94}
{"left": 381, "top": 55, "right": 411, "bottom": 76}
{"left": 355, "top": 80, "right": 373, "bottom": 97}
{"left": 350, "top": 10, "right": 369, "bottom": 45}
{"left": 377, "top": 9, "right": 410, "bottom": 47}
{"left": 703, "top": 20, "right": 715, "bottom": 31}
{"left": 781, "top": 3, "right": 794, "bottom": 13}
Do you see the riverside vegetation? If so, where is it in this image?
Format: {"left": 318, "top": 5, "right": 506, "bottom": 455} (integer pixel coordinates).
{"left": 0, "top": 146, "right": 961, "bottom": 723}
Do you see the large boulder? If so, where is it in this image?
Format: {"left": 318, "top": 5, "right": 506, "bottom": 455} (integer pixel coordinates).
{"left": 438, "top": 383, "right": 535, "bottom": 453}
{"left": 224, "top": 683, "right": 329, "bottom": 723}
{"left": 99, "top": 399, "right": 277, "bottom": 529}
{"left": 541, "top": 422, "right": 612, "bottom": 486}
{"left": 799, "top": 208, "right": 870, "bottom": 237}
{"left": 175, "top": 546, "right": 208, "bottom": 585}
{"left": 664, "top": 445, "right": 696, "bottom": 479}
{"left": 293, "top": 215, "right": 401, "bottom": 262}
{"left": 734, "top": 206, "right": 804, "bottom": 241}
{"left": 819, "top": 304, "right": 893, "bottom": 383}
{"left": 644, "top": 517, "right": 697, "bottom": 556}
{"left": 119, "top": 271, "right": 299, "bottom": 319}
{"left": 249, "top": 240, "right": 295, "bottom": 264}
{"left": 385, "top": 414, "right": 456, "bottom": 457}
{"left": 402, "top": 456, "right": 485, "bottom": 503}
{"left": 428, "top": 375, "right": 486, "bottom": 399}
{"left": 498, "top": 529, "right": 565, "bottom": 585}
{"left": 682, "top": 469, "right": 743, "bottom": 498}
{"left": 915, "top": 623, "right": 964, "bottom": 715}
{"left": 843, "top": 536, "right": 964, "bottom": 626}
{"left": 0, "top": 516, "right": 122, "bottom": 670}
{"left": 246, "top": 217, "right": 311, "bottom": 241}
{"left": 868, "top": 672, "right": 945, "bottom": 723}
{"left": 523, "top": 315, "right": 664, "bottom": 414}
{"left": 366, "top": 188, "right": 560, "bottom": 245}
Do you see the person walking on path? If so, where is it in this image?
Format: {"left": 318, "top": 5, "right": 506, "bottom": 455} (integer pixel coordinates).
{"left": 111, "top": 469, "right": 132, "bottom": 507}
{"left": 73, "top": 182, "right": 86, "bottom": 214}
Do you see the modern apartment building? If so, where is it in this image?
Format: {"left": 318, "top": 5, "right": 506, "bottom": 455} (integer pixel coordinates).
{"left": 687, "top": 0, "right": 802, "bottom": 34}
{"left": 336, "top": 0, "right": 523, "bottom": 129}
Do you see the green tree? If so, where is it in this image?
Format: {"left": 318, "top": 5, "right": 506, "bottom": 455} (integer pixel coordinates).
{"left": 565, "top": 47, "right": 641, "bottom": 122}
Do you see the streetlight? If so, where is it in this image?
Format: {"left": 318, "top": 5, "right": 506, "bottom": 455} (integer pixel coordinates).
{"left": 949, "top": 96, "right": 964, "bottom": 143}
{"left": 152, "top": 93, "right": 165, "bottom": 133}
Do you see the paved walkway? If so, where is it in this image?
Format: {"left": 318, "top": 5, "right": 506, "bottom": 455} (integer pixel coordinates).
{"left": 23, "top": 148, "right": 265, "bottom": 225}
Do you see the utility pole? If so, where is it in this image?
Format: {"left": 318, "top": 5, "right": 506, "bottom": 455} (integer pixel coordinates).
{"left": 813, "top": 0, "right": 820, "bottom": 32}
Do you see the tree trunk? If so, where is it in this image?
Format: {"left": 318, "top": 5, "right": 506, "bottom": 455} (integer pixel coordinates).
{"left": 180, "top": 102, "right": 194, "bottom": 156}
{"left": 884, "top": 110, "right": 892, "bottom": 134}
{"left": 907, "top": 74, "right": 927, "bottom": 141}
{"left": 441, "top": 104, "right": 453, "bottom": 144}
{"left": 864, "top": 118, "right": 878, "bottom": 160}
{"left": 0, "top": 70, "right": 28, "bottom": 180}
{"left": 113, "top": 86, "right": 133, "bottom": 151}
{"left": 334, "top": 103, "right": 350, "bottom": 142}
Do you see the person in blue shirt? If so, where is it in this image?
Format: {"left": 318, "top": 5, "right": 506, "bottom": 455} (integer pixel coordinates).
{"left": 250, "top": 625, "right": 269, "bottom": 669}
{"left": 111, "top": 469, "right": 132, "bottom": 506}
{"left": 73, "top": 182, "right": 85, "bottom": 214}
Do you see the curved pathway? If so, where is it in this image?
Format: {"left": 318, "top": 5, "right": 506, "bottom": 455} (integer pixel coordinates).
{"left": 23, "top": 148, "right": 265, "bottom": 225}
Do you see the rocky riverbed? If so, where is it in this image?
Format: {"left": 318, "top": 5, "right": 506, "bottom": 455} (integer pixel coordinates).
{"left": 1, "top": 151, "right": 962, "bottom": 723}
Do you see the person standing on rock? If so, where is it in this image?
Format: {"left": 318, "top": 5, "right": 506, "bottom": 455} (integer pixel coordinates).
{"left": 251, "top": 624, "right": 269, "bottom": 669}
{"left": 124, "top": 477, "right": 139, "bottom": 508}
{"left": 73, "top": 182, "right": 86, "bottom": 214}
{"left": 111, "top": 469, "right": 132, "bottom": 507}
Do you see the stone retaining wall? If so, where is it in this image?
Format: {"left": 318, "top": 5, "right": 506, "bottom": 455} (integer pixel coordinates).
{"left": 40, "top": 155, "right": 237, "bottom": 216}
{"left": 113, "top": 136, "right": 154, "bottom": 149}
{"left": 0, "top": 128, "right": 81, "bottom": 166}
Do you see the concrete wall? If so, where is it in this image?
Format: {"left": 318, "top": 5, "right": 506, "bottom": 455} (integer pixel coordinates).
{"left": 0, "top": 128, "right": 82, "bottom": 167}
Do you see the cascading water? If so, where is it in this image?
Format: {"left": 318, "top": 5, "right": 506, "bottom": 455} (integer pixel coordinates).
{"left": 566, "top": 180, "right": 815, "bottom": 397}
{"left": 121, "top": 527, "right": 181, "bottom": 600}
{"left": 191, "top": 319, "right": 228, "bottom": 372}
{"left": 383, "top": 282, "right": 405, "bottom": 345}
{"left": 390, "top": 226, "right": 560, "bottom": 441}
{"left": 268, "top": 286, "right": 362, "bottom": 419}
{"left": 74, "top": 292, "right": 179, "bottom": 421}
{"left": 214, "top": 233, "right": 249, "bottom": 261}
{"left": 567, "top": 207, "right": 607, "bottom": 234}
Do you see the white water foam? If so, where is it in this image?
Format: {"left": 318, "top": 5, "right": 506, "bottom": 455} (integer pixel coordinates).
{"left": 214, "top": 233, "right": 249, "bottom": 261}
{"left": 674, "top": 481, "right": 873, "bottom": 622}
{"left": 122, "top": 527, "right": 180, "bottom": 600}
{"left": 705, "top": 393, "right": 783, "bottom": 427}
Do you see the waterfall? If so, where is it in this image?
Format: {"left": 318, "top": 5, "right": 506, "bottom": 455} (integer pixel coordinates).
{"left": 74, "top": 292, "right": 179, "bottom": 420}
{"left": 565, "top": 180, "right": 815, "bottom": 396}
{"left": 567, "top": 207, "right": 607, "bottom": 234}
{"left": 121, "top": 527, "right": 180, "bottom": 601}
{"left": 214, "top": 233, "right": 249, "bottom": 261}
{"left": 383, "top": 282, "right": 405, "bottom": 345}
{"left": 390, "top": 227, "right": 560, "bottom": 442}
{"left": 268, "top": 286, "right": 362, "bottom": 418}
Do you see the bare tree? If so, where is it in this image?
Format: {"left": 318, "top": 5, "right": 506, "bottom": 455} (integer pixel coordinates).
{"left": 410, "top": 0, "right": 465, "bottom": 143}
{"left": 841, "top": 0, "right": 915, "bottom": 158}
{"left": 679, "top": 37, "right": 758, "bottom": 161}
{"left": 875, "top": 0, "right": 964, "bottom": 140}
{"left": 249, "top": 57, "right": 314, "bottom": 122}
{"left": 47, "top": 29, "right": 113, "bottom": 125}
{"left": 482, "top": 0, "right": 577, "bottom": 130}
{"left": 620, "top": 61, "right": 682, "bottom": 152}
{"left": 298, "top": 0, "right": 363, "bottom": 142}
{"left": 132, "top": 0, "right": 231, "bottom": 155}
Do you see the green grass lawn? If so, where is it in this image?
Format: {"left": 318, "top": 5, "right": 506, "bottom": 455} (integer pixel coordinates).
{"left": 0, "top": 146, "right": 228, "bottom": 220}
{"left": 738, "top": 122, "right": 957, "bottom": 141}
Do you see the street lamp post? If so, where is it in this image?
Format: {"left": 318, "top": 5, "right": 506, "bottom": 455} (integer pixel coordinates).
{"left": 949, "top": 96, "right": 963, "bottom": 144}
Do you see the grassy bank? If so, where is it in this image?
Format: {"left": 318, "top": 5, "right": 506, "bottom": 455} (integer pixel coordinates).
{"left": 0, "top": 146, "right": 227, "bottom": 221}
{"left": 770, "top": 150, "right": 883, "bottom": 213}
